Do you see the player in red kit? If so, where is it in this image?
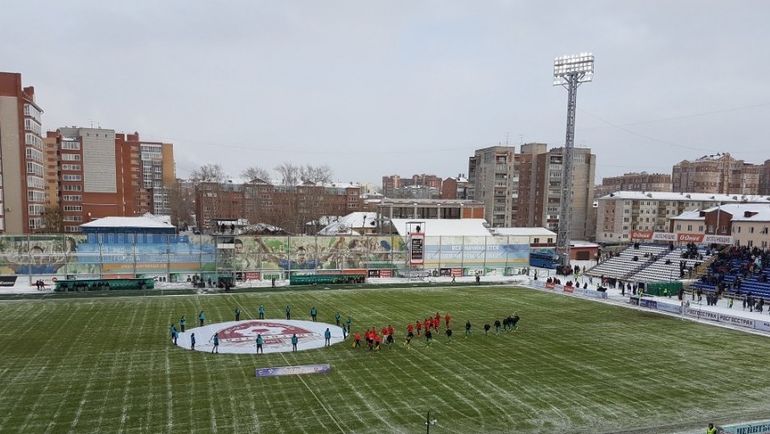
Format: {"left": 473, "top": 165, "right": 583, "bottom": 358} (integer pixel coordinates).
{"left": 444, "top": 312, "right": 451, "bottom": 328}
{"left": 415, "top": 320, "right": 422, "bottom": 336}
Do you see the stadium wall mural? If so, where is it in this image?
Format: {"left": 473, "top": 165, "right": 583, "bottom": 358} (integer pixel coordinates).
{"left": 0, "top": 234, "right": 530, "bottom": 281}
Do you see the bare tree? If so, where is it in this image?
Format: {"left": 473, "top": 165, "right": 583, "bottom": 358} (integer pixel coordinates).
{"left": 190, "top": 163, "right": 227, "bottom": 183}
{"left": 168, "top": 180, "right": 195, "bottom": 229}
{"left": 275, "top": 162, "right": 300, "bottom": 186}
{"left": 299, "top": 164, "right": 333, "bottom": 184}
{"left": 241, "top": 166, "right": 272, "bottom": 184}
{"left": 40, "top": 206, "right": 64, "bottom": 233}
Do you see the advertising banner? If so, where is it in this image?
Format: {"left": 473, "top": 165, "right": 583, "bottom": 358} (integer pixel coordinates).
{"left": 562, "top": 285, "right": 574, "bottom": 293}
{"left": 639, "top": 298, "right": 657, "bottom": 309}
{"left": 367, "top": 269, "right": 381, "bottom": 278}
{"left": 574, "top": 287, "right": 608, "bottom": 299}
{"left": 451, "top": 268, "right": 463, "bottom": 277}
{"left": 704, "top": 234, "right": 733, "bottom": 245}
{"left": 379, "top": 269, "right": 393, "bottom": 278}
{"left": 0, "top": 276, "right": 18, "bottom": 287}
{"left": 656, "top": 303, "right": 682, "bottom": 314}
{"left": 409, "top": 233, "right": 425, "bottom": 265}
{"left": 255, "top": 364, "right": 332, "bottom": 378}
{"left": 677, "top": 233, "right": 705, "bottom": 243}
{"left": 630, "top": 230, "right": 653, "bottom": 240}
{"left": 244, "top": 272, "right": 261, "bottom": 281}
{"left": 652, "top": 232, "right": 677, "bottom": 242}
{"left": 684, "top": 307, "right": 719, "bottom": 322}
{"left": 754, "top": 320, "right": 770, "bottom": 332}
{"left": 718, "top": 313, "right": 755, "bottom": 329}
{"left": 717, "top": 419, "right": 770, "bottom": 434}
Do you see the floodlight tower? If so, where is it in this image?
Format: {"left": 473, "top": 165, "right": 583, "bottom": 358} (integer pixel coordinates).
{"left": 553, "top": 52, "right": 594, "bottom": 269}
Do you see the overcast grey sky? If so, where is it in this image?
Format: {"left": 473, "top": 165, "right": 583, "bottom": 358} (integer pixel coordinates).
{"left": 3, "top": 0, "right": 769, "bottom": 184}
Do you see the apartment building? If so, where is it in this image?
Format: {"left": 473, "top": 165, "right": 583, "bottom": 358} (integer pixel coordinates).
{"left": 672, "top": 153, "right": 761, "bottom": 195}
{"left": 595, "top": 191, "right": 770, "bottom": 243}
{"left": 467, "top": 146, "right": 518, "bottom": 227}
{"left": 0, "top": 72, "right": 46, "bottom": 233}
{"left": 595, "top": 172, "right": 671, "bottom": 198}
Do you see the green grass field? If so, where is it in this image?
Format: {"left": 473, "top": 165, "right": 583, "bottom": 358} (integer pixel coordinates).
{"left": 1, "top": 285, "right": 770, "bottom": 433}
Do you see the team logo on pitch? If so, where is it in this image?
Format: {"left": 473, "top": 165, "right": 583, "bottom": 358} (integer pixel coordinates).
{"left": 218, "top": 321, "right": 320, "bottom": 347}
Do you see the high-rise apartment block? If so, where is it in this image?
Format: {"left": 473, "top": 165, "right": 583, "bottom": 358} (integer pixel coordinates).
{"left": 760, "top": 160, "right": 770, "bottom": 196}
{"left": 595, "top": 172, "right": 672, "bottom": 198}
{"left": 467, "top": 143, "right": 596, "bottom": 240}
{"left": 381, "top": 174, "right": 444, "bottom": 199}
{"left": 672, "top": 153, "right": 760, "bottom": 195}
{"left": 467, "top": 146, "right": 518, "bottom": 227}
{"left": 0, "top": 72, "right": 46, "bottom": 233}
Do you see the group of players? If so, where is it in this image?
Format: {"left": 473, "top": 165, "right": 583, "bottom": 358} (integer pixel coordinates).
{"left": 350, "top": 311, "right": 521, "bottom": 351}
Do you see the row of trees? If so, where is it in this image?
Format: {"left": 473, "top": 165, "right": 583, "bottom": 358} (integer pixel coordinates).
{"left": 190, "top": 163, "right": 333, "bottom": 185}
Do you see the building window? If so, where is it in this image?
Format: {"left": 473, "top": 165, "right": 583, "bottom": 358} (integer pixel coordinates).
{"left": 61, "top": 153, "right": 81, "bottom": 161}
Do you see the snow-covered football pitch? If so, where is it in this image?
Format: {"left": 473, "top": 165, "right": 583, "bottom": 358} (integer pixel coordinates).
{"left": 1, "top": 285, "right": 769, "bottom": 433}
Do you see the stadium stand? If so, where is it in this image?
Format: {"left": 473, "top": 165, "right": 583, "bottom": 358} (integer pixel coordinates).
{"left": 691, "top": 246, "right": 770, "bottom": 299}
{"left": 586, "top": 243, "right": 713, "bottom": 283}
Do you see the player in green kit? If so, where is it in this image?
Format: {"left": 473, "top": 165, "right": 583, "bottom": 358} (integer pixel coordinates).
{"left": 335, "top": 312, "right": 341, "bottom": 327}
{"left": 258, "top": 304, "right": 265, "bottom": 319}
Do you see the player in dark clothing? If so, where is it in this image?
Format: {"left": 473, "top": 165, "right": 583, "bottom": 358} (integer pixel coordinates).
{"left": 190, "top": 333, "right": 196, "bottom": 350}
{"left": 234, "top": 307, "right": 241, "bottom": 321}
{"left": 512, "top": 313, "right": 520, "bottom": 330}
{"left": 494, "top": 319, "right": 501, "bottom": 335}
{"left": 310, "top": 306, "right": 318, "bottom": 322}
{"left": 198, "top": 310, "right": 205, "bottom": 327}
{"left": 335, "top": 312, "right": 341, "bottom": 326}
{"left": 291, "top": 334, "right": 298, "bottom": 352}
{"left": 179, "top": 315, "right": 186, "bottom": 332}
{"left": 324, "top": 328, "right": 331, "bottom": 346}
{"left": 425, "top": 329, "right": 433, "bottom": 346}
{"left": 465, "top": 320, "right": 472, "bottom": 336}
{"left": 445, "top": 328, "right": 453, "bottom": 342}
{"left": 211, "top": 332, "right": 219, "bottom": 354}
{"left": 256, "top": 334, "right": 264, "bottom": 354}
{"left": 483, "top": 323, "right": 491, "bottom": 335}
{"left": 285, "top": 305, "right": 292, "bottom": 320}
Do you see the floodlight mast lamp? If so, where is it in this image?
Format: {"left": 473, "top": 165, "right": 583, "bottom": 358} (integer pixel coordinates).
{"left": 553, "top": 53, "right": 594, "bottom": 268}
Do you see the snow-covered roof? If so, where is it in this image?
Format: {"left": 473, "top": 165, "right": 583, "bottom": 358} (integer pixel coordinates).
{"left": 703, "top": 204, "right": 770, "bottom": 222}
{"left": 671, "top": 210, "right": 704, "bottom": 221}
{"left": 81, "top": 215, "right": 175, "bottom": 229}
{"left": 492, "top": 227, "right": 556, "bottom": 237}
{"left": 318, "top": 212, "right": 379, "bottom": 235}
{"left": 390, "top": 219, "right": 492, "bottom": 237}
{"left": 598, "top": 191, "right": 770, "bottom": 203}
{"left": 571, "top": 240, "right": 599, "bottom": 248}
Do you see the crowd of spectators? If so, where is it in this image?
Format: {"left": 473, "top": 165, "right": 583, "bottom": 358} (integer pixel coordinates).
{"left": 698, "top": 246, "right": 770, "bottom": 294}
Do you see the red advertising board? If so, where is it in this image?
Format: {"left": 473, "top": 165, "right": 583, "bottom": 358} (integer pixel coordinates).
{"left": 677, "top": 233, "right": 705, "bottom": 243}
{"left": 630, "top": 230, "right": 654, "bottom": 240}
{"left": 379, "top": 269, "right": 393, "bottom": 278}
{"left": 451, "top": 268, "right": 463, "bottom": 277}
{"left": 244, "top": 272, "right": 261, "bottom": 281}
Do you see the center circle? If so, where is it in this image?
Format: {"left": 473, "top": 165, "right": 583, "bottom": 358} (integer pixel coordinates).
{"left": 176, "top": 320, "right": 346, "bottom": 354}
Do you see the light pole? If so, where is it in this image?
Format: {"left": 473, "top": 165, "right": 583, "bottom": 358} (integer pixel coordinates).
{"left": 553, "top": 52, "right": 594, "bottom": 269}
{"left": 425, "top": 410, "right": 437, "bottom": 434}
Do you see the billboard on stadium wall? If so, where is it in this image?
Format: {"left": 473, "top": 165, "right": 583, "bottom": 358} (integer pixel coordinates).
{"left": 718, "top": 419, "right": 770, "bottom": 434}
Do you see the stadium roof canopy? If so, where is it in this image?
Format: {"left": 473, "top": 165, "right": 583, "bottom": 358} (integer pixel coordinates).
{"left": 491, "top": 227, "right": 556, "bottom": 237}
{"left": 80, "top": 215, "right": 176, "bottom": 232}
{"left": 389, "top": 218, "right": 491, "bottom": 237}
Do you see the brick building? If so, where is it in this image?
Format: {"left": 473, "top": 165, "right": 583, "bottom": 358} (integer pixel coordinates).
{"left": 595, "top": 172, "right": 672, "bottom": 198}
{"left": 43, "top": 128, "right": 175, "bottom": 232}
{"left": 0, "top": 72, "right": 46, "bottom": 233}
{"left": 672, "top": 153, "right": 761, "bottom": 195}
{"left": 195, "top": 181, "right": 363, "bottom": 233}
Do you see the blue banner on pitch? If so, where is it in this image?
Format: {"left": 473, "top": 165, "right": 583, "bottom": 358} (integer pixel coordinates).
{"left": 256, "top": 364, "right": 331, "bottom": 378}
